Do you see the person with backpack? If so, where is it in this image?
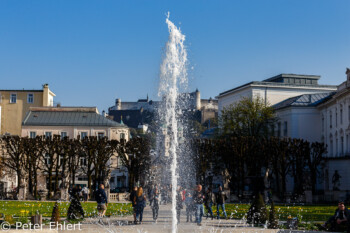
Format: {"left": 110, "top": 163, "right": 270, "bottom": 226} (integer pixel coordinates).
{"left": 95, "top": 184, "right": 108, "bottom": 223}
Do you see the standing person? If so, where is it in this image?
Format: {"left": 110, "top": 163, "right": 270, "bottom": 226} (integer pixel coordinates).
{"left": 185, "top": 193, "right": 194, "bottom": 222}
{"left": 134, "top": 187, "right": 146, "bottom": 224}
{"left": 205, "top": 187, "right": 215, "bottom": 220}
{"left": 95, "top": 184, "right": 108, "bottom": 223}
{"left": 148, "top": 185, "right": 154, "bottom": 206}
{"left": 152, "top": 187, "right": 160, "bottom": 222}
{"left": 176, "top": 186, "right": 184, "bottom": 223}
{"left": 161, "top": 186, "right": 167, "bottom": 205}
{"left": 194, "top": 184, "right": 205, "bottom": 226}
{"left": 78, "top": 185, "right": 83, "bottom": 201}
{"left": 82, "top": 186, "right": 89, "bottom": 202}
{"left": 130, "top": 186, "right": 138, "bottom": 224}
{"left": 215, "top": 186, "right": 228, "bottom": 219}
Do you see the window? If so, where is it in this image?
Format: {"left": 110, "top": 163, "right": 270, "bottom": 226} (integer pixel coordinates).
{"left": 336, "top": 109, "right": 338, "bottom": 127}
{"left": 277, "top": 122, "right": 281, "bottom": 137}
{"left": 29, "top": 131, "right": 36, "bottom": 139}
{"left": 80, "top": 132, "right": 88, "bottom": 139}
{"left": 27, "top": 93, "right": 34, "bottom": 103}
{"left": 341, "top": 136, "right": 344, "bottom": 156}
{"left": 10, "top": 93, "right": 17, "bottom": 103}
{"left": 336, "top": 139, "right": 339, "bottom": 156}
{"left": 330, "top": 111, "right": 333, "bottom": 128}
{"left": 270, "top": 124, "right": 275, "bottom": 136}
{"left": 61, "top": 132, "right": 67, "bottom": 139}
{"left": 340, "top": 106, "right": 343, "bottom": 125}
{"left": 98, "top": 132, "right": 105, "bottom": 139}
{"left": 45, "top": 132, "right": 52, "bottom": 139}
{"left": 120, "top": 133, "right": 125, "bottom": 140}
{"left": 80, "top": 157, "right": 87, "bottom": 166}
{"left": 330, "top": 136, "right": 333, "bottom": 157}
{"left": 44, "top": 153, "right": 51, "bottom": 165}
{"left": 322, "top": 115, "right": 325, "bottom": 132}
{"left": 283, "top": 121, "right": 288, "bottom": 137}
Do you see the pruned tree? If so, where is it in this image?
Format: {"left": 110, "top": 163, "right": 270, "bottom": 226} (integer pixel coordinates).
{"left": 80, "top": 136, "right": 99, "bottom": 193}
{"left": 23, "top": 137, "right": 41, "bottom": 199}
{"left": 37, "top": 135, "right": 60, "bottom": 198}
{"left": 93, "top": 137, "right": 119, "bottom": 192}
{"left": 1, "top": 136, "right": 26, "bottom": 198}
{"left": 117, "top": 137, "right": 151, "bottom": 191}
{"left": 307, "top": 142, "right": 327, "bottom": 194}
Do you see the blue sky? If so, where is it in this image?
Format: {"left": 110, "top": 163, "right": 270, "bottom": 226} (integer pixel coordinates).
{"left": 0, "top": 0, "right": 349, "bottom": 112}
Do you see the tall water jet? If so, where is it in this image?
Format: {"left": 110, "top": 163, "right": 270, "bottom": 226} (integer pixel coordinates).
{"left": 157, "top": 13, "right": 188, "bottom": 233}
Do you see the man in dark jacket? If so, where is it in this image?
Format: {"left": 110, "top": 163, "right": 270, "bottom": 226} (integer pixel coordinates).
{"left": 95, "top": 184, "right": 108, "bottom": 220}
{"left": 323, "top": 201, "right": 350, "bottom": 231}
{"left": 215, "top": 186, "right": 228, "bottom": 219}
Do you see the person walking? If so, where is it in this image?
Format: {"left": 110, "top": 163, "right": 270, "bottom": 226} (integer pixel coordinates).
{"left": 95, "top": 184, "right": 108, "bottom": 223}
{"left": 82, "top": 186, "right": 89, "bottom": 202}
{"left": 205, "top": 187, "right": 215, "bottom": 220}
{"left": 130, "top": 186, "right": 138, "bottom": 224}
{"left": 194, "top": 184, "right": 205, "bottom": 226}
{"left": 215, "top": 186, "right": 228, "bottom": 219}
{"left": 185, "top": 193, "right": 194, "bottom": 222}
{"left": 134, "top": 187, "right": 146, "bottom": 224}
{"left": 176, "top": 186, "right": 184, "bottom": 223}
{"left": 152, "top": 187, "right": 160, "bottom": 222}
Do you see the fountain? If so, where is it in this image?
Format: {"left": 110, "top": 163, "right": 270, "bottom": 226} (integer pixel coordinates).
{"left": 157, "top": 12, "right": 189, "bottom": 233}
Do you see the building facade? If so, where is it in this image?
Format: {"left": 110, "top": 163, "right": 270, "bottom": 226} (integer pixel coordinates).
{"left": 217, "top": 74, "right": 337, "bottom": 114}
{"left": 0, "top": 84, "right": 55, "bottom": 136}
{"left": 108, "top": 89, "right": 218, "bottom": 129}
{"left": 19, "top": 107, "right": 130, "bottom": 198}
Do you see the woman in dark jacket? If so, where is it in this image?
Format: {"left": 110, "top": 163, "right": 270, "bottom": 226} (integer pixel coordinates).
{"left": 134, "top": 187, "right": 146, "bottom": 224}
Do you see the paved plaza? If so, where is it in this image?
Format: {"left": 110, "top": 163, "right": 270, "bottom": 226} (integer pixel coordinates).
{"left": 3, "top": 204, "right": 330, "bottom": 233}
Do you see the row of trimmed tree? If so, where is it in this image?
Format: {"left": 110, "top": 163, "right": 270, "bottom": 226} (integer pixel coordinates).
{"left": 0, "top": 135, "right": 151, "bottom": 199}
{"left": 193, "top": 136, "right": 327, "bottom": 198}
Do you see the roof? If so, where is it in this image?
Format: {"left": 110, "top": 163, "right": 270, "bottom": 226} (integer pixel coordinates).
{"left": 22, "top": 110, "right": 126, "bottom": 127}
{"left": 273, "top": 92, "right": 336, "bottom": 110}
{"left": 0, "top": 89, "right": 43, "bottom": 92}
{"left": 218, "top": 73, "right": 337, "bottom": 97}
{"left": 108, "top": 109, "right": 154, "bottom": 128}
{"left": 263, "top": 73, "right": 320, "bottom": 82}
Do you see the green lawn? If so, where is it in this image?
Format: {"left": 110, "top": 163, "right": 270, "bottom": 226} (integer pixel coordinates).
{"left": 0, "top": 201, "right": 336, "bottom": 222}
{"left": 0, "top": 201, "right": 132, "bottom": 218}
{"left": 208, "top": 204, "right": 336, "bottom": 222}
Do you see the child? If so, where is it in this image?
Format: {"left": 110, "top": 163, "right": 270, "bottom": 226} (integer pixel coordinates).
{"left": 185, "top": 193, "right": 194, "bottom": 222}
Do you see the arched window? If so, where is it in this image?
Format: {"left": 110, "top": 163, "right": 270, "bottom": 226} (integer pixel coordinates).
{"left": 330, "top": 134, "right": 333, "bottom": 157}
{"left": 340, "top": 104, "right": 343, "bottom": 125}
{"left": 330, "top": 111, "right": 333, "bottom": 128}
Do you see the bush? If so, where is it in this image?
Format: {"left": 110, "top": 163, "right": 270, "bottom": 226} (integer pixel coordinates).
{"left": 67, "top": 198, "right": 84, "bottom": 220}
{"left": 247, "top": 193, "right": 268, "bottom": 225}
{"left": 51, "top": 202, "right": 60, "bottom": 224}
{"left": 268, "top": 201, "right": 278, "bottom": 229}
